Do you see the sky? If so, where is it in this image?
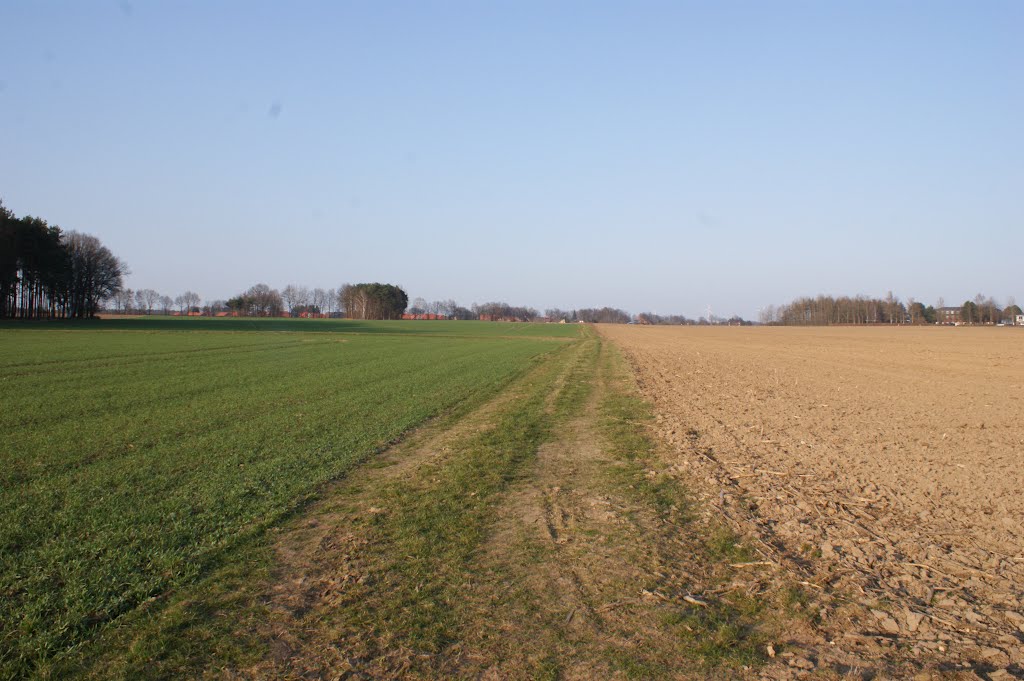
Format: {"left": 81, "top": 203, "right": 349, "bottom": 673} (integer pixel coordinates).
{"left": 1, "top": 1, "right": 1021, "bottom": 319}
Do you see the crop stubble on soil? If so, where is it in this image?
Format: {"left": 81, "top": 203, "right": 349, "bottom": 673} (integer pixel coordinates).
{"left": 600, "top": 325, "right": 1024, "bottom": 674}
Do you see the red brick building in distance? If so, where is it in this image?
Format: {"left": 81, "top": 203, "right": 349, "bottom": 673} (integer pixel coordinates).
{"left": 935, "top": 307, "right": 961, "bottom": 325}
{"left": 401, "top": 313, "right": 448, "bottom": 320}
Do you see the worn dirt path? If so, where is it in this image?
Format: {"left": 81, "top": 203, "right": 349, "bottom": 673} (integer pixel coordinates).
{"left": 600, "top": 324, "right": 1024, "bottom": 679}
{"left": 451, "top": 342, "right": 755, "bottom": 679}
{"left": 232, "top": 338, "right": 814, "bottom": 679}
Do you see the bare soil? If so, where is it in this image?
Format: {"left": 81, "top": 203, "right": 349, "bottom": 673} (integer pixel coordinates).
{"left": 599, "top": 324, "right": 1024, "bottom": 678}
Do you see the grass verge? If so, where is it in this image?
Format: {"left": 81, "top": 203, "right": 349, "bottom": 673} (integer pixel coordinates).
{"left": 596, "top": 343, "right": 772, "bottom": 672}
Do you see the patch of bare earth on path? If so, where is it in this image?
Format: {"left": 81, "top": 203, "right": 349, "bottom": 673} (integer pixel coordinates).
{"left": 451, "top": 403, "right": 650, "bottom": 678}
{"left": 600, "top": 324, "right": 1024, "bottom": 680}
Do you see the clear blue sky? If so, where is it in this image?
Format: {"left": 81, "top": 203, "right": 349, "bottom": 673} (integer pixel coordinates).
{"left": 2, "top": 1, "right": 1021, "bottom": 318}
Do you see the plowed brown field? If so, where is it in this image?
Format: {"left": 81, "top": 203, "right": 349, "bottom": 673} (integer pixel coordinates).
{"left": 601, "top": 325, "right": 1024, "bottom": 676}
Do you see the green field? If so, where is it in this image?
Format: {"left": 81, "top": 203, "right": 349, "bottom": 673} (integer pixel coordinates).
{"left": 3, "top": 316, "right": 586, "bottom": 338}
{"left": 0, "top": 319, "right": 583, "bottom": 676}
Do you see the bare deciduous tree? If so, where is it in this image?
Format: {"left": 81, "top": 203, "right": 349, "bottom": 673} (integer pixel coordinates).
{"left": 325, "top": 288, "right": 337, "bottom": 316}
{"left": 281, "top": 285, "right": 301, "bottom": 314}
{"left": 312, "top": 288, "right": 328, "bottom": 314}
{"left": 113, "top": 288, "right": 133, "bottom": 314}
{"left": 134, "top": 288, "right": 160, "bottom": 315}
{"left": 409, "top": 297, "right": 428, "bottom": 315}
{"left": 281, "top": 285, "right": 312, "bottom": 314}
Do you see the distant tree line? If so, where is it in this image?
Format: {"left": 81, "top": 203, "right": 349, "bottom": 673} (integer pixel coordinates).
{"left": 635, "top": 312, "right": 691, "bottom": 325}
{"left": 540, "top": 307, "right": 631, "bottom": 324}
{"left": 472, "top": 301, "right": 539, "bottom": 322}
{"left": 408, "top": 297, "right": 475, "bottom": 320}
{"left": 3, "top": 194, "right": 758, "bottom": 327}
{"left": 218, "top": 282, "right": 409, "bottom": 320}
{"left": 409, "top": 301, "right": 638, "bottom": 324}
{"left": 1, "top": 200, "right": 127, "bottom": 319}
{"left": 764, "top": 293, "right": 909, "bottom": 325}
{"left": 108, "top": 288, "right": 203, "bottom": 315}
{"left": 956, "top": 295, "right": 1019, "bottom": 325}
{"left": 763, "top": 293, "right": 1022, "bottom": 326}
{"left": 226, "top": 284, "right": 286, "bottom": 317}
{"left": 281, "top": 285, "right": 339, "bottom": 317}
{"left": 576, "top": 307, "right": 632, "bottom": 324}
{"left": 633, "top": 312, "right": 751, "bottom": 325}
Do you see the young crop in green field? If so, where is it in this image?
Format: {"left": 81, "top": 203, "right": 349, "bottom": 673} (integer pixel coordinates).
{"left": 0, "top": 316, "right": 586, "bottom": 339}
{"left": 0, "top": 320, "right": 576, "bottom": 676}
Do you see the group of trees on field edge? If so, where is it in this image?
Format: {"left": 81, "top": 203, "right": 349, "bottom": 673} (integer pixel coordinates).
{"left": 108, "top": 288, "right": 201, "bottom": 315}
{"left": 541, "top": 307, "right": 632, "bottom": 324}
{"left": 408, "top": 297, "right": 475, "bottom": 320}
{"left": 339, "top": 284, "right": 408, "bottom": 320}
{"left": 956, "top": 296, "right": 1020, "bottom": 325}
{"left": 762, "top": 293, "right": 1022, "bottom": 325}
{"left": 634, "top": 312, "right": 751, "bottom": 326}
{"left": 1, "top": 200, "right": 127, "bottom": 319}
{"left": 217, "top": 282, "right": 409, "bottom": 320}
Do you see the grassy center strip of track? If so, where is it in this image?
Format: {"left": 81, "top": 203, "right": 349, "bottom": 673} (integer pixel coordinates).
{"left": 364, "top": 341, "right": 596, "bottom": 652}
{"left": 595, "top": 343, "right": 774, "bottom": 672}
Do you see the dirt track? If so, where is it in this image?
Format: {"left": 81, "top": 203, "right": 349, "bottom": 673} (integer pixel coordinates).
{"left": 246, "top": 339, "right": 787, "bottom": 679}
{"left": 601, "top": 325, "right": 1024, "bottom": 676}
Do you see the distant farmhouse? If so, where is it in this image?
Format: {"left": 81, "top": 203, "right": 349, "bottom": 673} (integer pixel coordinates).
{"left": 401, "top": 313, "right": 448, "bottom": 320}
{"left": 935, "top": 306, "right": 1022, "bottom": 326}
